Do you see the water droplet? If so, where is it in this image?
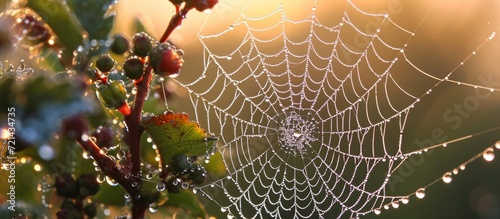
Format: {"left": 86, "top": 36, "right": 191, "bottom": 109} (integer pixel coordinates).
{"left": 459, "top": 164, "right": 466, "bottom": 170}
{"left": 97, "top": 174, "right": 105, "bottom": 183}
{"left": 117, "top": 150, "right": 126, "bottom": 160}
{"left": 483, "top": 147, "right": 495, "bottom": 161}
{"left": 227, "top": 213, "right": 235, "bottom": 219}
{"left": 124, "top": 193, "right": 130, "bottom": 199}
{"left": 146, "top": 172, "right": 153, "bottom": 179}
{"left": 226, "top": 56, "right": 232, "bottom": 60}
{"left": 168, "top": 72, "right": 180, "bottom": 78}
{"left": 495, "top": 141, "right": 500, "bottom": 149}
{"left": 221, "top": 207, "right": 227, "bottom": 212}
{"left": 416, "top": 188, "right": 425, "bottom": 199}
{"left": 401, "top": 197, "right": 409, "bottom": 204}
{"left": 293, "top": 130, "right": 302, "bottom": 138}
{"left": 181, "top": 182, "right": 189, "bottom": 189}
{"left": 391, "top": 201, "right": 399, "bottom": 208}
{"left": 106, "top": 176, "right": 118, "bottom": 186}
{"left": 82, "top": 150, "right": 91, "bottom": 159}
{"left": 442, "top": 172, "right": 452, "bottom": 183}
{"left": 193, "top": 187, "right": 198, "bottom": 194}
{"left": 132, "top": 181, "right": 138, "bottom": 187}
{"left": 156, "top": 182, "right": 165, "bottom": 192}
{"left": 229, "top": 25, "right": 234, "bottom": 30}
{"left": 149, "top": 203, "right": 159, "bottom": 213}
{"left": 374, "top": 208, "right": 381, "bottom": 215}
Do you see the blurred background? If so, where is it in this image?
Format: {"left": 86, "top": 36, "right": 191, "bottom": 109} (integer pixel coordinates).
{"left": 1, "top": 0, "right": 500, "bottom": 218}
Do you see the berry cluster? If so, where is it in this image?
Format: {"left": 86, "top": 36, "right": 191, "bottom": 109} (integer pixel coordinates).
{"left": 54, "top": 173, "right": 100, "bottom": 219}
{"left": 165, "top": 154, "right": 207, "bottom": 193}
{"left": 89, "top": 32, "right": 185, "bottom": 115}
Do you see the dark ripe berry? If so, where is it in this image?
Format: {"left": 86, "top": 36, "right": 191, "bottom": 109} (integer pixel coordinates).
{"left": 149, "top": 43, "right": 184, "bottom": 77}
{"left": 131, "top": 32, "right": 153, "bottom": 57}
{"left": 15, "top": 15, "right": 51, "bottom": 45}
{"left": 56, "top": 209, "right": 83, "bottom": 219}
{"left": 170, "top": 154, "right": 192, "bottom": 174}
{"left": 166, "top": 178, "right": 181, "bottom": 194}
{"left": 91, "top": 126, "right": 114, "bottom": 148}
{"left": 169, "top": 0, "right": 184, "bottom": 5}
{"left": 189, "top": 165, "right": 207, "bottom": 185}
{"left": 77, "top": 173, "right": 100, "bottom": 197}
{"left": 61, "top": 115, "right": 89, "bottom": 139}
{"left": 110, "top": 33, "right": 129, "bottom": 55}
{"left": 190, "top": 0, "right": 219, "bottom": 12}
{"left": 54, "top": 172, "right": 78, "bottom": 198}
{"left": 83, "top": 203, "right": 97, "bottom": 217}
{"left": 60, "top": 199, "right": 76, "bottom": 210}
{"left": 123, "top": 56, "right": 144, "bottom": 79}
{"left": 95, "top": 54, "right": 115, "bottom": 72}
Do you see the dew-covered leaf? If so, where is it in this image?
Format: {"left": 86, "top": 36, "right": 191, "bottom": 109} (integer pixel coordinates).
{"left": 65, "top": 0, "right": 117, "bottom": 41}
{"left": 141, "top": 112, "right": 217, "bottom": 166}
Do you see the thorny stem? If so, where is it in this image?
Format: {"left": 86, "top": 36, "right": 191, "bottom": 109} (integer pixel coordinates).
{"left": 74, "top": 5, "right": 193, "bottom": 219}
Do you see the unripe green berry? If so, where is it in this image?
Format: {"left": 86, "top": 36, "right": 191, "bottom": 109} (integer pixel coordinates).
{"left": 96, "top": 80, "right": 128, "bottom": 110}
{"left": 171, "top": 154, "right": 192, "bottom": 174}
{"left": 131, "top": 32, "right": 153, "bottom": 57}
{"left": 123, "top": 56, "right": 144, "bottom": 79}
{"left": 189, "top": 165, "right": 207, "bottom": 185}
{"left": 166, "top": 178, "right": 181, "bottom": 194}
{"left": 110, "top": 33, "right": 129, "bottom": 55}
{"left": 95, "top": 54, "right": 115, "bottom": 72}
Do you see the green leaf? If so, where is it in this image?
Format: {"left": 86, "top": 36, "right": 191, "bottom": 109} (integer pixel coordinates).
{"left": 165, "top": 190, "right": 206, "bottom": 218}
{"left": 93, "top": 183, "right": 126, "bottom": 206}
{"left": 141, "top": 112, "right": 217, "bottom": 166}
{"left": 65, "top": 0, "right": 117, "bottom": 41}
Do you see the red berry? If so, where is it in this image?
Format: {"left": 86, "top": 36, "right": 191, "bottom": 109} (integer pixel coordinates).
{"left": 61, "top": 115, "right": 89, "bottom": 139}
{"left": 190, "top": 0, "right": 218, "bottom": 12}
{"left": 91, "top": 126, "right": 114, "bottom": 148}
{"left": 150, "top": 43, "right": 184, "bottom": 77}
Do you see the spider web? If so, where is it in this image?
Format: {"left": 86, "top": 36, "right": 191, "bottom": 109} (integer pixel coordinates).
{"left": 167, "top": 1, "right": 500, "bottom": 218}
